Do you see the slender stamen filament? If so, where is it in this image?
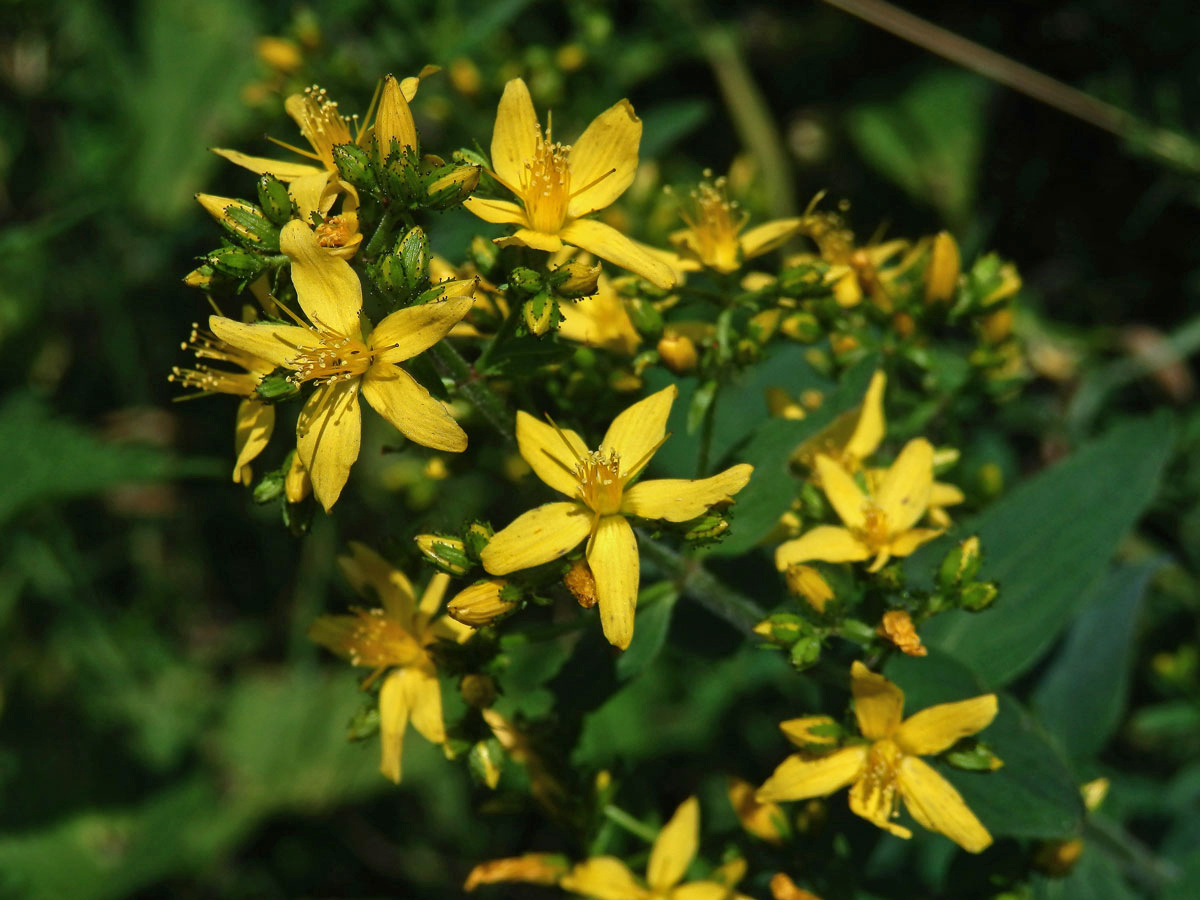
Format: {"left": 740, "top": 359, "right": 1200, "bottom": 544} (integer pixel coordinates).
{"left": 169, "top": 323, "right": 269, "bottom": 396}
{"left": 287, "top": 330, "right": 373, "bottom": 385}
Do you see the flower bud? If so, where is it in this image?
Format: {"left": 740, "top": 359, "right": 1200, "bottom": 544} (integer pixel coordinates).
{"left": 468, "top": 738, "right": 504, "bottom": 789}
{"left": 254, "top": 370, "right": 301, "bottom": 403}
{"left": 206, "top": 246, "right": 265, "bottom": 280}
{"left": 769, "top": 873, "right": 824, "bottom": 900}
{"left": 509, "top": 267, "right": 544, "bottom": 296}
{"left": 396, "top": 225, "right": 429, "bottom": 292}
{"left": 789, "top": 635, "right": 821, "bottom": 669}
{"left": 459, "top": 673, "right": 497, "bottom": 709}
{"left": 753, "top": 613, "right": 806, "bottom": 646}
{"left": 748, "top": 308, "right": 782, "bottom": 343}
{"left": 784, "top": 564, "right": 833, "bottom": 613}
{"left": 425, "top": 164, "right": 480, "bottom": 209}
{"left": 376, "top": 74, "right": 419, "bottom": 158}
{"left": 877, "top": 610, "right": 927, "bottom": 657}
{"left": 980, "top": 308, "right": 1013, "bottom": 344}
{"left": 183, "top": 265, "right": 213, "bottom": 289}
{"left": 945, "top": 740, "right": 1004, "bottom": 772}
{"left": 563, "top": 559, "right": 597, "bottom": 609}
{"left": 780, "top": 312, "right": 821, "bottom": 343}
{"left": 938, "top": 536, "right": 981, "bottom": 591}
{"left": 924, "top": 231, "right": 960, "bottom": 303}
{"left": 657, "top": 333, "right": 698, "bottom": 373}
{"left": 252, "top": 468, "right": 284, "bottom": 504}
{"left": 415, "top": 533, "right": 471, "bottom": 576}
{"left": 981, "top": 261, "right": 1021, "bottom": 306}
{"left": 522, "top": 293, "right": 557, "bottom": 336}
{"left": 463, "top": 521, "right": 494, "bottom": 560}
{"left": 331, "top": 143, "right": 378, "bottom": 196}
{"left": 448, "top": 579, "right": 517, "bottom": 627}
{"left": 684, "top": 513, "right": 728, "bottom": 544}
{"left": 961, "top": 581, "right": 998, "bottom": 611}
{"left": 550, "top": 260, "right": 601, "bottom": 298}
{"left": 197, "top": 194, "right": 280, "bottom": 251}
{"left": 256, "top": 174, "right": 294, "bottom": 225}
{"left": 284, "top": 450, "right": 311, "bottom": 504}
{"left": 779, "top": 715, "right": 840, "bottom": 749}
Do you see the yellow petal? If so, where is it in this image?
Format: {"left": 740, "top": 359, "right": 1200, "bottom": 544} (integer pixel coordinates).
{"left": 376, "top": 73, "right": 418, "bottom": 153}
{"left": 844, "top": 370, "right": 887, "bottom": 461}
{"left": 849, "top": 774, "right": 912, "bottom": 839}
{"left": 559, "top": 218, "right": 676, "bottom": 289}
{"left": 647, "top": 796, "right": 699, "bottom": 892}
{"left": 896, "top": 695, "right": 998, "bottom": 756}
{"left": 463, "top": 195, "right": 529, "bottom": 226}
{"left": 490, "top": 78, "right": 540, "bottom": 194}
{"left": 815, "top": 454, "right": 868, "bottom": 531}
{"left": 210, "top": 147, "right": 323, "bottom": 181}
{"left": 429, "top": 613, "right": 475, "bottom": 644}
{"left": 288, "top": 170, "right": 333, "bottom": 220}
{"left": 370, "top": 294, "right": 476, "bottom": 364}
{"left": 559, "top": 857, "right": 648, "bottom": 900}
{"left": 495, "top": 227, "right": 564, "bottom": 252}
{"left": 516, "top": 410, "right": 588, "bottom": 497}
{"left": 403, "top": 665, "right": 446, "bottom": 744}
{"left": 620, "top": 464, "right": 753, "bottom": 522}
{"left": 673, "top": 882, "right": 736, "bottom": 900}
{"left": 774, "top": 526, "right": 870, "bottom": 570}
{"left": 557, "top": 277, "right": 641, "bottom": 355}
{"left": 851, "top": 661, "right": 905, "bottom": 740}
{"left": 361, "top": 365, "right": 467, "bottom": 453}
{"left": 929, "top": 481, "right": 965, "bottom": 507}
{"left": 601, "top": 384, "right": 676, "bottom": 469}
{"left": 566, "top": 99, "right": 641, "bottom": 218}
{"left": 338, "top": 541, "right": 417, "bottom": 624}
{"left": 417, "top": 571, "right": 452, "bottom": 619}
{"left": 378, "top": 670, "right": 410, "bottom": 783}
{"left": 481, "top": 502, "right": 592, "bottom": 575}
{"left": 297, "top": 379, "right": 362, "bottom": 512}
{"left": 232, "top": 399, "right": 274, "bottom": 483}
{"left": 898, "top": 755, "right": 993, "bottom": 852}
{"left": 280, "top": 220, "right": 363, "bottom": 337}
{"left": 588, "top": 515, "right": 640, "bottom": 650}
{"left": 208, "top": 316, "right": 310, "bottom": 369}
{"left": 738, "top": 217, "right": 802, "bottom": 260}
{"left": 756, "top": 746, "right": 867, "bottom": 802}
{"left": 876, "top": 438, "right": 934, "bottom": 533}
{"left": 887, "top": 527, "right": 943, "bottom": 558}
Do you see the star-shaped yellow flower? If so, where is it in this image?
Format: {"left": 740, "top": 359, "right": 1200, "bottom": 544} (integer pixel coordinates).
{"left": 169, "top": 320, "right": 276, "bottom": 485}
{"left": 209, "top": 220, "right": 476, "bottom": 511}
{"left": 308, "top": 542, "right": 472, "bottom": 783}
{"left": 481, "top": 386, "right": 752, "bottom": 649}
{"left": 668, "top": 172, "right": 802, "bottom": 275}
{"left": 561, "top": 797, "right": 741, "bottom": 900}
{"left": 758, "top": 662, "right": 998, "bottom": 853}
{"left": 464, "top": 78, "right": 675, "bottom": 289}
{"left": 775, "top": 438, "right": 943, "bottom": 574}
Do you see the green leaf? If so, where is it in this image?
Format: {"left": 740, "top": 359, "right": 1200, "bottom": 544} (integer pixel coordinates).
{"left": 707, "top": 357, "right": 878, "bottom": 557}
{"left": 918, "top": 413, "right": 1173, "bottom": 687}
{"left": 0, "top": 394, "right": 219, "bottom": 527}
{"left": 616, "top": 582, "right": 678, "bottom": 681}
{"left": 885, "top": 652, "right": 1084, "bottom": 840}
{"left": 640, "top": 99, "right": 712, "bottom": 159}
{"left": 1033, "top": 848, "right": 1140, "bottom": 900}
{"left": 1032, "top": 562, "right": 1159, "bottom": 760}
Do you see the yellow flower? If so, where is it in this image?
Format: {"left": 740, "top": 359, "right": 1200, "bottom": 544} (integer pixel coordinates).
{"left": 169, "top": 320, "right": 276, "bottom": 485}
{"left": 561, "top": 797, "right": 738, "bottom": 900}
{"left": 758, "top": 661, "right": 998, "bottom": 852}
{"left": 558, "top": 273, "right": 642, "bottom": 355}
{"left": 464, "top": 78, "right": 675, "bottom": 289}
{"left": 213, "top": 73, "right": 428, "bottom": 208}
{"left": 729, "top": 776, "right": 789, "bottom": 845}
{"left": 668, "top": 172, "right": 802, "bottom": 274}
{"left": 208, "top": 221, "right": 475, "bottom": 511}
{"left": 776, "top": 438, "right": 943, "bottom": 573}
{"left": 290, "top": 178, "right": 363, "bottom": 260}
{"left": 308, "top": 543, "right": 472, "bottom": 782}
{"left": 792, "top": 370, "right": 886, "bottom": 473}
{"left": 480, "top": 386, "right": 753, "bottom": 649}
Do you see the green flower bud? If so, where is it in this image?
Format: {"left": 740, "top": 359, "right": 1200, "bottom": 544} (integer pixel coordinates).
{"left": 206, "top": 246, "right": 264, "bottom": 280}
{"left": 256, "top": 174, "right": 294, "bottom": 225}
{"left": 415, "top": 533, "right": 471, "bottom": 576}
{"left": 331, "top": 143, "right": 378, "bottom": 196}
{"left": 425, "top": 164, "right": 481, "bottom": 209}
{"left": 789, "top": 635, "right": 822, "bottom": 670}
{"left": 522, "top": 292, "right": 557, "bottom": 336}
{"left": 944, "top": 740, "right": 1004, "bottom": 772}
{"left": 684, "top": 513, "right": 728, "bottom": 544}
{"left": 780, "top": 312, "right": 821, "bottom": 343}
{"left": 468, "top": 737, "right": 505, "bottom": 789}
{"left": 549, "top": 260, "right": 601, "bottom": 298}
{"left": 252, "top": 468, "right": 285, "bottom": 504}
{"left": 197, "top": 195, "right": 279, "bottom": 251}
{"left": 752, "top": 613, "right": 806, "bottom": 646}
{"left": 397, "top": 226, "right": 430, "bottom": 293}
{"left": 960, "top": 581, "right": 998, "bottom": 612}
{"left": 464, "top": 522, "right": 493, "bottom": 560}
{"left": 938, "top": 536, "right": 982, "bottom": 591}
{"left": 509, "top": 267, "right": 545, "bottom": 296}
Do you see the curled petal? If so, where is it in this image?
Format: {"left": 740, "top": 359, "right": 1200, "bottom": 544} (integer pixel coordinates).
{"left": 208, "top": 317, "right": 310, "bottom": 369}
{"left": 338, "top": 541, "right": 417, "bottom": 624}
{"left": 559, "top": 857, "right": 647, "bottom": 900}
{"left": 378, "top": 670, "right": 410, "bottom": 783}
{"left": 210, "top": 147, "right": 323, "bottom": 181}
{"left": 495, "top": 228, "right": 564, "bottom": 252}
{"left": 888, "top": 527, "right": 943, "bottom": 558}
{"left": 481, "top": 502, "right": 592, "bottom": 575}
{"left": 403, "top": 665, "right": 446, "bottom": 745}
{"left": 620, "top": 464, "right": 753, "bottom": 522}
{"left": 844, "top": 370, "right": 887, "bottom": 461}
{"left": 376, "top": 74, "right": 418, "bottom": 153}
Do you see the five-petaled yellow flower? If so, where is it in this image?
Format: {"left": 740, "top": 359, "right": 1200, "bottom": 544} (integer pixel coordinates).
{"left": 308, "top": 542, "right": 472, "bottom": 783}
{"left": 775, "top": 438, "right": 943, "bottom": 574}
{"left": 209, "top": 220, "right": 476, "bottom": 511}
{"left": 668, "top": 172, "right": 802, "bottom": 275}
{"left": 481, "top": 386, "right": 752, "bottom": 649}
{"left": 561, "top": 797, "right": 741, "bottom": 900}
{"left": 758, "top": 661, "right": 998, "bottom": 853}
{"left": 464, "top": 78, "right": 675, "bottom": 289}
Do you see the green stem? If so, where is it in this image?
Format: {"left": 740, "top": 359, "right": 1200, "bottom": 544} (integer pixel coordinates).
{"left": 601, "top": 805, "right": 659, "bottom": 844}
{"left": 426, "top": 341, "right": 515, "bottom": 443}
{"left": 477, "top": 300, "right": 524, "bottom": 372}
{"left": 363, "top": 208, "right": 402, "bottom": 262}
{"left": 639, "top": 537, "right": 766, "bottom": 635}
{"left": 1084, "top": 815, "right": 1180, "bottom": 892}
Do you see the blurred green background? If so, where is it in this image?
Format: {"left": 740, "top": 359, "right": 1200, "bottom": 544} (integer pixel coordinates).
{"left": 2, "top": 1, "right": 1199, "bottom": 897}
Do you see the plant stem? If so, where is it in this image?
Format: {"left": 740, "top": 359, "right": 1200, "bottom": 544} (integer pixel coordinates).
{"left": 363, "top": 208, "right": 402, "bottom": 262}
{"left": 601, "top": 805, "right": 659, "bottom": 844}
{"left": 427, "top": 341, "right": 515, "bottom": 443}
{"left": 639, "top": 537, "right": 766, "bottom": 635}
